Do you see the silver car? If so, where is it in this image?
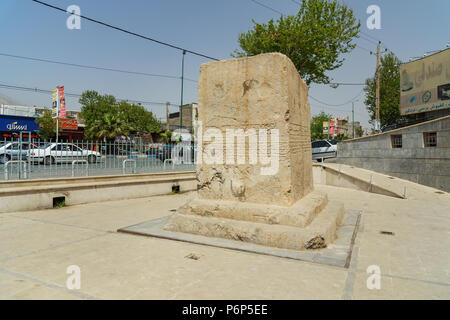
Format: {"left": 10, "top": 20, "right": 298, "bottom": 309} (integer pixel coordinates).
{"left": 0, "top": 142, "right": 36, "bottom": 164}
{"left": 311, "top": 139, "right": 338, "bottom": 162}
{"left": 28, "top": 143, "right": 101, "bottom": 165}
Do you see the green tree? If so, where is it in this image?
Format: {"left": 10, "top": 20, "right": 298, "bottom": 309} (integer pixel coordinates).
{"left": 233, "top": 0, "right": 360, "bottom": 85}
{"left": 364, "top": 52, "right": 404, "bottom": 128}
{"left": 336, "top": 133, "right": 349, "bottom": 141}
{"left": 35, "top": 109, "right": 62, "bottom": 140}
{"left": 159, "top": 130, "right": 173, "bottom": 143}
{"left": 79, "top": 91, "right": 161, "bottom": 140}
{"left": 355, "top": 127, "right": 364, "bottom": 138}
{"left": 310, "top": 111, "right": 332, "bottom": 141}
{"left": 118, "top": 102, "right": 161, "bottom": 136}
{"left": 80, "top": 91, "right": 116, "bottom": 140}
{"left": 87, "top": 112, "right": 131, "bottom": 141}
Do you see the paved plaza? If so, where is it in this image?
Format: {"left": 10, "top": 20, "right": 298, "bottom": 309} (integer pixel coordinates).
{"left": 1, "top": 172, "right": 449, "bottom": 299}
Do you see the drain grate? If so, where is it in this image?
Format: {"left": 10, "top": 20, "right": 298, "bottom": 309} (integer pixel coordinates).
{"left": 380, "top": 231, "right": 395, "bottom": 236}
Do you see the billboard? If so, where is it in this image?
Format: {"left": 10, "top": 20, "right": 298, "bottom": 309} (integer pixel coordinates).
{"left": 400, "top": 48, "right": 450, "bottom": 115}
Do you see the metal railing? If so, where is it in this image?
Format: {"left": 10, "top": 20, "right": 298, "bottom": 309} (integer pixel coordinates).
{"left": 0, "top": 136, "right": 196, "bottom": 181}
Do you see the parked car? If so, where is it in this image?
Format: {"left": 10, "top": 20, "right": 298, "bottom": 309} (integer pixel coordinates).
{"left": 28, "top": 143, "right": 101, "bottom": 165}
{"left": 156, "top": 144, "right": 175, "bottom": 162}
{"left": 155, "top": 143, "right": 195, "bottom": 164}
{"left": 101, "top": 143, "right": 139, "bottom": 156}
{"left": 311, "top": 139, "right": 338, "bottom": 162}
{"left": 0, "top": 142, "right": 37, "bottom": 164}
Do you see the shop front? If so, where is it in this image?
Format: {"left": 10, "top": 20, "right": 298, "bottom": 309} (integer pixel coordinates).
{"left": 58, "top": 118, "right": 84, "bottom": 142}
{"left": 0, "top": 114, "right": 39, "bottom": 140}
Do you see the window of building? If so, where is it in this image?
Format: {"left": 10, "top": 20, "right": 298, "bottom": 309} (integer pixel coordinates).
{"left": 423, "top": 132, "right": 437, "bottom": 147}
{"left": 391, "top": 135, "right": 402, "bottom": 148}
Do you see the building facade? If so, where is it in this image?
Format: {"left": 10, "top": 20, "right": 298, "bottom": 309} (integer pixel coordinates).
{"left": 166, "top": 103, "right": 198, "bottom": 132}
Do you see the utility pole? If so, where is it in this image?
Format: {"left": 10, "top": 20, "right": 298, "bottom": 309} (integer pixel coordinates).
{"left": 180, "top": 50, "right": 186, "bottom": 131}
{"left": 166, "top": 101, "right": 169, "bottom": 131}
{"left": 375, "top": 41, "right": 381, "bottom": 132}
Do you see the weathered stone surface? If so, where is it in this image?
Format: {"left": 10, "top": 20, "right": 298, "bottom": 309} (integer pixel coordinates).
{"left": 164, "top": 200, "right": 345, "bottom": 251}
{"left": 196, "top": 52, "right": 313, "bottom": 206}
{"left": 177, "top": 190, "right": 328, "bottom": 228}
{"left": 164, "top": 53, "right": 345, "bottom": 251}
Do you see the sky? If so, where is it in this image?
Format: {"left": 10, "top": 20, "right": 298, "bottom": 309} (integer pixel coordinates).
{"left": 0, "top": 0, "right": 449, "bottom": 129}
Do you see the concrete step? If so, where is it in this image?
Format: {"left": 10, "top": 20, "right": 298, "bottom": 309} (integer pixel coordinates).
{"left": 164, "top": 199, "right": 345, "bottom": 251}
{"left": 178, "top": 190, "right": 328, "bottom": 228}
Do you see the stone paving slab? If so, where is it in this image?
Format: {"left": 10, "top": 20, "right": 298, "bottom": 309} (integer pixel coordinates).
{"left": 118, "top": 210, "right": 361, "bottom": 268}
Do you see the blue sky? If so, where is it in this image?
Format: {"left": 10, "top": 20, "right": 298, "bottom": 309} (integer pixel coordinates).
{"left": 0, "top": 0, "right": 449, "bottom": 128}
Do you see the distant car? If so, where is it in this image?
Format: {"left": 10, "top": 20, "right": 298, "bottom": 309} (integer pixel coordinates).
{"left": 156, "top": 143, "right": 195, "bottom": 164}
{"left": 311, "top": 139, "right": 338, "bottom": 162}
{"left": 156, "top": 144, "right": 175, "bottom": 162}
{"left": 28, "top": 143, "right": 101, "bottom": 165}
{"left": 0, "top": 142, "right": 37, "bottom": 164}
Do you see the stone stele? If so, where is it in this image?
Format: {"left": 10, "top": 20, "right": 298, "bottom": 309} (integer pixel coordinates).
{"left": 164, "top": 53, "right": 344, "bottom": 250}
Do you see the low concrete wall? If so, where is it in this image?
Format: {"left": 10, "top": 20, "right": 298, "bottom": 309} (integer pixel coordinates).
{"left": 0, "top": 171, "right": 197, "bottom": 213}
{"left": 312, "top": 164, "right": 402, "bottom": 198}
{"left": 335, "top": 116, "right": 450, "bottom": 192}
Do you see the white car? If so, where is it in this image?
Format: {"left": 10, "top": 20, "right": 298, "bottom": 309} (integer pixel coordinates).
{"left": 0, "top": 142, "right": 37, "bottom": 164}
{"left": 311, "top": 139, "right": 338, "bottom": 162}
{"left": 28, "top": 143, "right": 101, "bottom": 165}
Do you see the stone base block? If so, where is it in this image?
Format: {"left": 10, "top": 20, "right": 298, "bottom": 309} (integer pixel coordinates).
{"left": 163, "top": 199, "right": 344, "bottom": 251}
{"left": 177, "top": 190, "right": 328, "bottom": 228}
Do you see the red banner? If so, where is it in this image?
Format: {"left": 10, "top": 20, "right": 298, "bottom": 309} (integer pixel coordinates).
{"left": 58, "top": 86, "right": 66, "bottom": 118}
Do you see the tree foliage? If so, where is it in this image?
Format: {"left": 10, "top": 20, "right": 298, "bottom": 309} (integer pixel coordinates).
{"left": 310, "top": 111, "right": 332, "bottom": 141}
{"left": 364, "top": 52, "right": 404, "bottom": 128}
{"left": 79, "top": 90, "right": 161, "bottom": 141}
{"left": 35, "top": 109, "right": 62, "bottom": 140}
{"left": 233, "top": 0, "right": 360, "bottom": 85}
{"left": 159, "top": 130, "right": 173, "bottom": 143}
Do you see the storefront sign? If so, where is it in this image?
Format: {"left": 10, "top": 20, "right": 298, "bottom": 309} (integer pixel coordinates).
{"left": 58, "top": 118, "right": 78, "bottom": 130}
{"left": 0, "top": 115, "right": 39, "bottom": 132}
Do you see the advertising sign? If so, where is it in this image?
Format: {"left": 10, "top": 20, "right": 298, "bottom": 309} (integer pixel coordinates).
{"left": 58, "top": 86, "right": 66, "bottom": 118}
{"left": 52, "top": 88, "right": 58, "bottom": 118}
{"left": 400, "top": 48, "right": 450, "bottom": 115}
{"left": 322, "top": 121, "right": 329, "bottom": 134}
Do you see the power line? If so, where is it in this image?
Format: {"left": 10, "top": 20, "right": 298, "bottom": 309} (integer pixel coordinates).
{"left": 355, "top": 45, "right": 373, "bottom": 53}
{"left": 309, "top": 90, "right": 363, "bottom": 107}
{"left": 310, "top": 103, "right": 367, "bottom": 117}
{"left": 328, "top": 82, "right": 365, "bottom": 86}
{"left": 249, "top": 0, "right": 283, "bottom": 15}
{"left": 0, "top": 83, "right": 178, "bottom": 107}
{"left": 31, "top": 0, "right": 219, "bottom": 61}
{"left": 0, "top": 52, "right": 198, "bottom": 83}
